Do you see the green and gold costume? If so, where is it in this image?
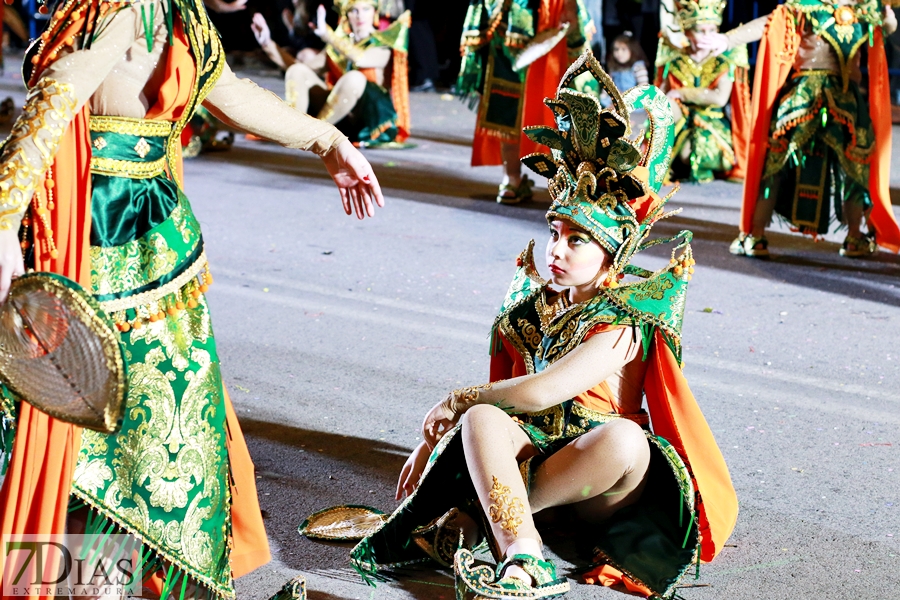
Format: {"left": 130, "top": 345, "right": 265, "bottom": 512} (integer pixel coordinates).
{"left": 300, "top": 53, "right": 737, "bottom": 600}
{"left": 657, "top": 45, "right": 748, "bottom": 182}
{"left": 457, "top": 0, "right": 592, "bottom": 147}
{"left": 763, "top": 0, "right": 884, "bottom": 234}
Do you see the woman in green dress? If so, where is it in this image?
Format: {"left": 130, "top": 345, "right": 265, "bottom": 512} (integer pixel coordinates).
{"left": 0, "top": 0, "right": 383, "bottom": 597}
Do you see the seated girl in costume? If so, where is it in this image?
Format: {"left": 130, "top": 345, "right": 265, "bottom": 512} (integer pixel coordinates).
{"left": 655, "top": 0, "right": 749, "bottom": 183}
{"left": 252, "top": 0, "right": 411, "bottom": 147}
{"left": 300, "top": 53, "right": 738, "bottom": 600}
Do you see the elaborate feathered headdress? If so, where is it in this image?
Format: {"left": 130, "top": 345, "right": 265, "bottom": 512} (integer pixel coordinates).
{"left": 521, "top": 51, "right": 695, "bottom": 356}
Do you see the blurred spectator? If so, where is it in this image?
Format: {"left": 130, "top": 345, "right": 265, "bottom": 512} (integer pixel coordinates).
{"left": 406, "top": 0, "right": 439, "bottom": 91}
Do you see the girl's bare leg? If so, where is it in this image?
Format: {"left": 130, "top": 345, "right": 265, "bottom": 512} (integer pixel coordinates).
{"left": 462, "top": 405, "right": 539, "bottom": 555}
{"left": 751, "top": 180, "right": 777, "bottom": 238}
{"left": 284, "top": 62, "right": 328, "bottom": 113}
{"left": 843, "top": 198, "right": 864, "bottom": 238}
{"left": 316, "top": 70, "right": 368, "bottom": 124}
{"left": 528, "top": 419, "right": 650, "bottom": 521}
{"left": 500, "top": 141, "right": 522, "bottom": 197}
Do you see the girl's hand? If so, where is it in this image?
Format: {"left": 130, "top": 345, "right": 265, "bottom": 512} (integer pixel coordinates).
{"left": 695, "top": 32, "right": 729, "bottom": 55}
{"left": 320, "top": 139, "right": 385, "bottom": 219}
{"left": 251, "top": 13, "right": 272, "bottom": 48}
{"left": 312, "top": 4, "right": 328, "bottom": 39}
{"left": 422, "top": 398, "right": 457, "bottom": 450}
{"left": 396, "top": 441, "right": 431, "bottom": 499}
{"left": 0, "top": 229, "right": 25, "bottom": 303}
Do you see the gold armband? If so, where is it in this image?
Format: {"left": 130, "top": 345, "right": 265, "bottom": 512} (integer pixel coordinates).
{"left": 0, "top": 79, "right": 77, "bottom": 230}
{"left": 443, "top": 382, "right": 494, "bottom": 416}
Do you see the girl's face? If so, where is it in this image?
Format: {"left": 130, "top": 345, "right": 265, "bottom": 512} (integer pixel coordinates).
{"left": 612, "top": 42, "right": 632, "bottom": 65}
{"left": 545, "top": 220, "right": 611, "bottom": 291}
{"left": 347, "top": 3, "right": 376, "bottom": 38}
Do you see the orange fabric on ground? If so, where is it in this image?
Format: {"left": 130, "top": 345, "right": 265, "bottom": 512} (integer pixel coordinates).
{"left": 739, "top": 6, "right": 799, "bottom": 235}
{"left": 865, "top": 27, "right": 900, "bottom": 252}
{"left": 224, "top": 388, "right": 272, "bottom": 577}
{"left": 582, "top": 564, "right": 654, "bottom": 597}
{"left": 644, "top": 331, "right": 738, "bottom": 560}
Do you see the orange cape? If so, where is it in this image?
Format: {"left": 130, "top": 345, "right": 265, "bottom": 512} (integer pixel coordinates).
{"left": 739, "top": 6, "right": 899, "bottom": 252}
{"left": 0, "top": 2, "right": 269, "bottom": 591}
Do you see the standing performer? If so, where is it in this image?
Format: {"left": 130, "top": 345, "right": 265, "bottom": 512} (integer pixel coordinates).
{"left": 655, "top": 0, "right": 750, "bottom": 183}
{"left": 0, "top": 0, "right": 383, "bottom": 597}
{"left": 302, "top": 53, "right": 737, "bottom": 600}
{"left": 716, "top": 0, "right": 900, "bottom": 258}
{"left": 256, "top": 0, "right": 412, "bottom": 148}
{"left": 457, "top": 0, "right": 595, "bottom": 204}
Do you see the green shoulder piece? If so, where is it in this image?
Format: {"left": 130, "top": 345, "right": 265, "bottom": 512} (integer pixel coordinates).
{"left": 370, "top": 11, "right": 411, "bottom": 53}
{"left": 493, "top": 241, "right": 547, "bottom": 329}
{"left": 654, "top": 40, "right": 683, "bottom": 69}
{"left": 722, "top": 44, "right": 749, "bottom": 69}
{"left": 602, "top": 268, "right": 688, "bottom": 362}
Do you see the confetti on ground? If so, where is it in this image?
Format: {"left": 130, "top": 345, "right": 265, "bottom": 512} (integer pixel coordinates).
{"left": 263, "top": 287, "right": 269, "bottom": 292}
{"left": 385, "top": 161, "right": 398, "bottom": 167}
{"left": 702, "top": 307, "right": 714, "bottom": 313}
{"left": 234, "top": 385, "right": 250, "bottom": 393}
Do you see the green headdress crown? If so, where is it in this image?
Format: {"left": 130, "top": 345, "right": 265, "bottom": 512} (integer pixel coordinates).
{"left": 675, "top": 0, "right": 727, "bottom": 28}
{"left": 521, "top": 51, "right": 696, "bottom": 359}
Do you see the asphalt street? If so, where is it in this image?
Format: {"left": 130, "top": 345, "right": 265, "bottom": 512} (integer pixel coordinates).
{"left": 2, "top": 68, "right": 900, "bottom": 600}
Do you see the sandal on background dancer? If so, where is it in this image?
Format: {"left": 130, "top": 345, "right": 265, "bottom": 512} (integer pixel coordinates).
{"left": 497, "top": 174, "right": 535, "bottom": 204}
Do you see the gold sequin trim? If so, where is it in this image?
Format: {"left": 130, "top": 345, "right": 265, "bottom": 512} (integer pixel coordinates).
{"left": 90, "top": 155, "right": 167, "bottom": 179}
{"left": 0, "top": 79, "right": 77, "bottom": 230}
{"left": 98, "top": 250, "right": 208, "bottom": 314}
{"left": 89, "top": 115, "right": 173, "bottom": 138}
{"left": 488, "top": 476, "right": 525, "bottom": 536}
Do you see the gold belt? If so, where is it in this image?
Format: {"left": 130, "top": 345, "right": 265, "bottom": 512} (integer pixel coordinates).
{"left": 90, "top": 155, "right": 168, "bottom": 179}
{"left": 89, "top": 116, "right": 172, "bottom": 179}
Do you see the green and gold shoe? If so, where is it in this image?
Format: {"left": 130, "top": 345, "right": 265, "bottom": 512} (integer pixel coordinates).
{"left": 454, "top": 547, "right": 570, "bottom": 599}
{"left": 839, "top": 233, "right": 876, "bottom": 258}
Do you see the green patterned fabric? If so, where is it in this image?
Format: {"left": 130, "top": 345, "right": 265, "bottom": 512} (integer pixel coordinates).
{"left": 0, "top": 0, "right": 236, "bottom": 596}
{"left": 762, "top": 71, "right": 873, "bottom": 235}
{"left": 786, "top": 0, "right": 885, "bottom": 90}
{"left": 350, "top": 81, "right": 399, "bottom": 145}
{"left": 456, "top": 0, "right": 593, "bottom": 137}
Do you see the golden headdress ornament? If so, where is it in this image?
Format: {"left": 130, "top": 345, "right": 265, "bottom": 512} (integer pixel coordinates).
{"left": 675, "top": 0, "right": 727, "bottom": 28}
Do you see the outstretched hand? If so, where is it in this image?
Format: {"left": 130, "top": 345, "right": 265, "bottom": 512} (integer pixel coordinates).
{"left": 250, "top": 13, "right": 272, "bottom": 47}
{"left": 0, "top": 229, "right": 25, "bottom": 303}
{"left": 321, "top": 139, "right": 385, "bottom": 219}
{"left": 695, "top": 32, "right": 729, "bottom": 56}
